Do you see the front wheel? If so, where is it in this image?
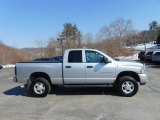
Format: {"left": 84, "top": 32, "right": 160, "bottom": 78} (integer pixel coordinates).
{"left": 118, "top": 76, "right": 138, "bottom": 97}
{"left": 30, "top": 78, "right": 51, "bottom": 97}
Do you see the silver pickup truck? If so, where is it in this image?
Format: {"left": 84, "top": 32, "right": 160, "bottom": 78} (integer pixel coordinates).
{"left": 13, "top": 49, "right": 148, "bottom": 97}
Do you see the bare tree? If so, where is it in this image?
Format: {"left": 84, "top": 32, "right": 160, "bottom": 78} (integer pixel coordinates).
{"left": 35, "top": 40, "right": 47, "bottom": 58}
{"left": 98, "top": 18, "right": 134, "bottom": 46}
{"left": 83, "top": 33, "right": 94, "bottom": 48}
{"left": 45, "top": 37, "right": 63, "bottom": 57}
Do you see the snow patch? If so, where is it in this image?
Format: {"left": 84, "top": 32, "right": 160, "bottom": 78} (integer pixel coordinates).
{"left": 3, "top": 64, "right": 15, "bottom": 68}
{"left": 133, "top": 44, "right": 160, "bottom": 50}
{"left": 115, "top": 54, "right": 138, "bottom": 61}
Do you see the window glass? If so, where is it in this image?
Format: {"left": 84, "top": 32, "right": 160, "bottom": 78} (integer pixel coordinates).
{"left": 146, "top": 52, "right": 153, "bottom": 55}
{"left": 68, "top": 50, "right": 82, "bottom": 63}
{"left": 155, "top": 52, "right": 160, "bottom": 55}
{"left": 85, "top": 51, "right": 104, "bottom": 63}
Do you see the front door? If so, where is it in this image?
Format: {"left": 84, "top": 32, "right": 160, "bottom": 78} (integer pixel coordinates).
{"left": 85, "top": 50, "right": 116, "bottom": 84}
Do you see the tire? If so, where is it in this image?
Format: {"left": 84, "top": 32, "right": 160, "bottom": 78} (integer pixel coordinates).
{"left": 117, "top": 76, "right": 138, "bottom": 97}
{"left": 113, "top": 81, "right": 118, "bottom": 92}
{"left": 30, "top": 78, "right": 51, "bottom": 97}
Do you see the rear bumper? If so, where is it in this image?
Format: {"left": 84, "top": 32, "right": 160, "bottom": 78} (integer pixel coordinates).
{"left": 13, "top": 76, "right": 17, "bottom": 82}
{"left": 13, "top": 77, "right": 31, "bottom": 89}
{"left": 139, "top": 73, "right": 148, "bottom": 85}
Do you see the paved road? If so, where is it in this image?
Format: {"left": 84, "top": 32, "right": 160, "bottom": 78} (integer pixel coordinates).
{"left": 0, "top": 65, "right": 160, "bottom": 120}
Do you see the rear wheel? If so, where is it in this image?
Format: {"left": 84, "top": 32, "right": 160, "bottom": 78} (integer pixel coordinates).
{"left": 118, "top": 76, "right": 138, "bottom": 97}
{"left": 30, "top": 78, "right": 51, "bottom": 97}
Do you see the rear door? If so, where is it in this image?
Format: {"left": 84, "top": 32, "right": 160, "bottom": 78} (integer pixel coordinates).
{"left": 63, "top": 50, "right": 86, "bottom": 84}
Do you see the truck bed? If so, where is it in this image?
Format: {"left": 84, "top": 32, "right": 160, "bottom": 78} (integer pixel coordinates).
{"left": 16, "top": 62, "right": 63, "bottom": 84}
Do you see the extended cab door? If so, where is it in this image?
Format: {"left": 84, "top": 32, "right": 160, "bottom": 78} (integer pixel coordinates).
{"left": 63, "top": 50, "right": 86, "bottom": 84}
{"left": 85, "top": 50, "right": 116, "bottom": 84}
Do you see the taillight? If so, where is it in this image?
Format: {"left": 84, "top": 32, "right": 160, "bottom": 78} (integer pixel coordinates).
{"left": 15, "top": 66, "right": 17, "bottom": 75}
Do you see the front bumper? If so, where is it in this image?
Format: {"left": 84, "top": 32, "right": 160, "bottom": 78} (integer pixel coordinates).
{"left": 139, "top": 73, "right": 148, "bottom": 85}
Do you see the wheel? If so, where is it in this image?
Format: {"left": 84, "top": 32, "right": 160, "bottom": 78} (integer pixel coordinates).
{"left": 117, "top": 76, "right": 138, "bottom": 97}
{"left": 30, "top": 78, "right": 51, "bottom": 97}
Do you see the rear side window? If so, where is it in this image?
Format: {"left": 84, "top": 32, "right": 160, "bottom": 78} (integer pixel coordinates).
{"left": 68, "top": 50, "right": 82, "bottom": 63}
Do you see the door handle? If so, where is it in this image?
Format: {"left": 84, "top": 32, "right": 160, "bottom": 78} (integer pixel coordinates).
{"left": 87, "top": 66, "right": 93, "bottom": 68}
{"left": 65, "top": 66, "right": 72, "bottom": 68}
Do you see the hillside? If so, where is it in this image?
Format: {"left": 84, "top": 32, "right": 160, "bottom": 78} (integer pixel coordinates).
{"left": 0, "top": 43, "right": 35, "bottom": 64}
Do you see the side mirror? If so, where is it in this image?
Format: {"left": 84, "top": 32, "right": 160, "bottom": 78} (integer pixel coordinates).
{"left": 101, "top": 57, "right": 112, "bottom": 63}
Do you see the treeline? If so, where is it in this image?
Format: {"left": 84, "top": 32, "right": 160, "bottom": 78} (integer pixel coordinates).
{"left": 0, "top": 42, "right": 34, "bottom": 64}
{"left": 44, "top": 18, "right": 160, "bottom": 57}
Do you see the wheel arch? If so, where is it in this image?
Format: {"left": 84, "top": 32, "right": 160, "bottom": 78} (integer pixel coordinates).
{"left": 115, "top": 71, "right": 140, "bottom": 84}
{"left": 30, "top": 72, "right": 52, "bottom": 85}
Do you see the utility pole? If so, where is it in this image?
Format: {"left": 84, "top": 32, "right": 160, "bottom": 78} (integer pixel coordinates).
{"left": 143, "top": 32, "right": 147, "bottom": 52}
{"left": 57, "top": 36, "right": 66, "bottom": 55}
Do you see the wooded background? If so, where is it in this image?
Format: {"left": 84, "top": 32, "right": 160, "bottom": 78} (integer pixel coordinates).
{"left": 1, "top": 18, "right": 160, "bottom": 64}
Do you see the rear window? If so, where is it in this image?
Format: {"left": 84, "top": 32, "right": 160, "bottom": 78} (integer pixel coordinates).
{"left": 52, "top": 56, "right": 63, "bottom": 62}
{"left": 68, "top": 50, "right": 82, "bottom": 63}
{"left": 154, "top": 52, "right": 160, "bottom": 55}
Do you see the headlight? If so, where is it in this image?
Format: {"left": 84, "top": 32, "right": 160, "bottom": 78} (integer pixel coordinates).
{"left": 139, "top": 65, "right": 145, "bottom": 74}
{"left": 140, "top": 68, "right": 144, "bottom": 74}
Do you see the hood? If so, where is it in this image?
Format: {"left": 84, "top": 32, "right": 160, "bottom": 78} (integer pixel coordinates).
{"left": 117, "top": 61, "right": 144, "bottom": 68}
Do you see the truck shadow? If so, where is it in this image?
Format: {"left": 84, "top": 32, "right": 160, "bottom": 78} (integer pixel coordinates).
{"left": 3, "top": 85, "right": 119, "bottom": 97}
{"left": 3, "top": 86, "right": 30, "bottom": 97}
{"left": 50, "top": 85, "right": 119, "bottom": 96}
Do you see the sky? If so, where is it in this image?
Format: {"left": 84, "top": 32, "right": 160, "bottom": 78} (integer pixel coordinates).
{"left": 0, "top": 0, "right": 160, "bottom": 48}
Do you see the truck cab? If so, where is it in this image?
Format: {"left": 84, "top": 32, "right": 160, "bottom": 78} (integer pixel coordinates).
{"left": 63, "top": 49, "right": 116, "bottom": 84}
